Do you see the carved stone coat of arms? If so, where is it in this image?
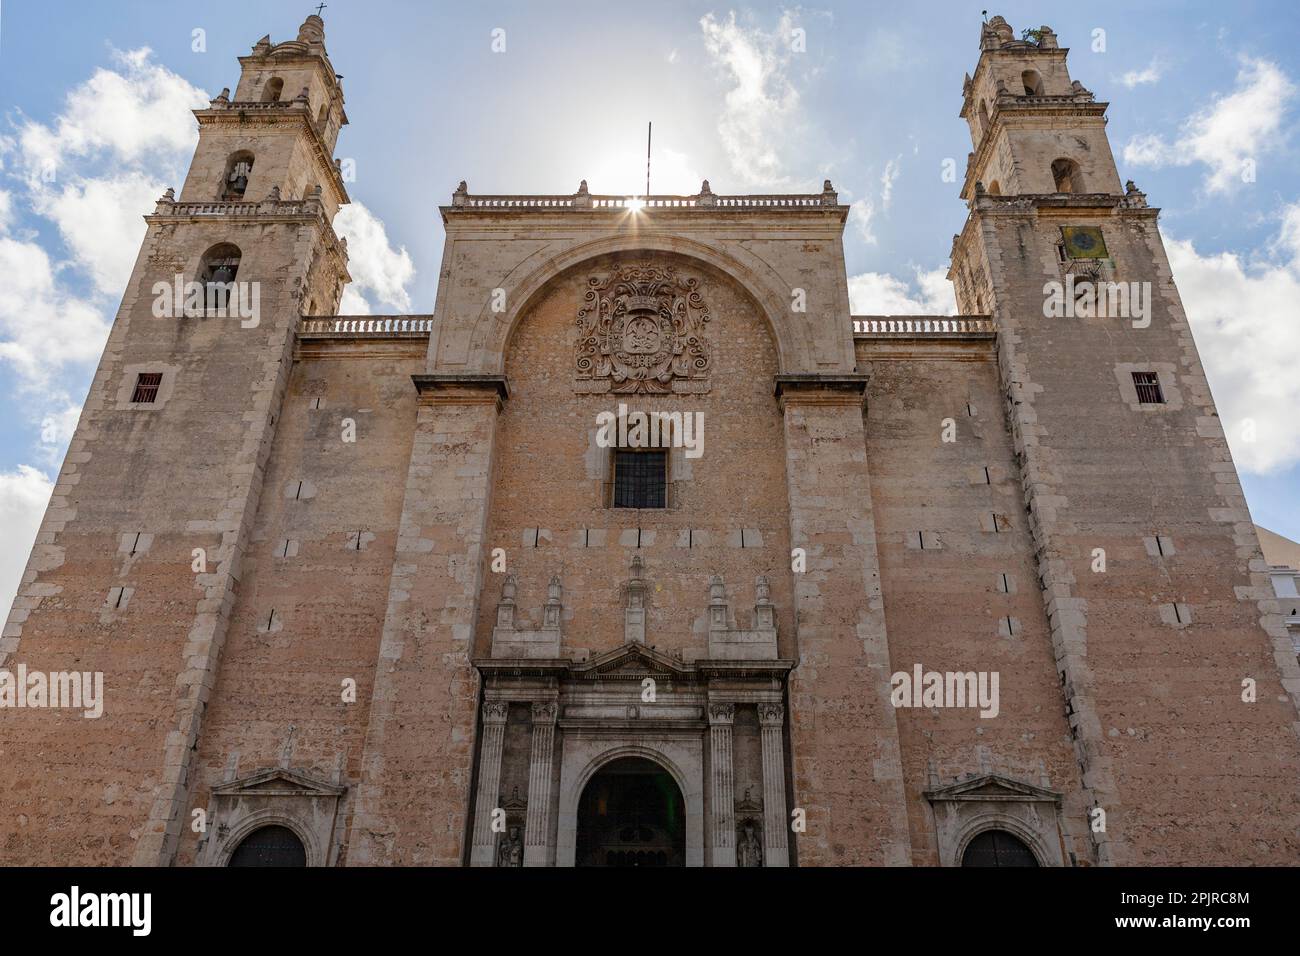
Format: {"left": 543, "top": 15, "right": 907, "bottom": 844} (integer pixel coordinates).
{"left": 574, "top": 262, "right": 712, "bottom": 394}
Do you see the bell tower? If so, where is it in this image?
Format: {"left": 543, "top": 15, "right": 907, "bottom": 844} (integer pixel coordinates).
{"left": 0, "top": 15, "right": 353, "bottom": 866}
{"left": 958, "top": 16, "right": 1122, "bottom": 205}
{"left": 948, "top": 15, "right": 1300, "bottom": 865}
{"left": 178, "top": 12, "right": 352, "bottom": 315}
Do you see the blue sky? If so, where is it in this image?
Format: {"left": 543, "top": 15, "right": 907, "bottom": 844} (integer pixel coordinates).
{"left": 1, "top": 0, "right": 1298, "bottom": 613}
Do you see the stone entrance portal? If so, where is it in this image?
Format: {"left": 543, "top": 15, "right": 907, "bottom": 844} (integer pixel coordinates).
{"left": 576, "top": 756, "right": 685, "bottom": 866}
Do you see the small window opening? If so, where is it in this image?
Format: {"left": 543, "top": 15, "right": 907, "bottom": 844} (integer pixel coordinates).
{"left": 1132, "top": 372, "right": 1165, "bottom": 405}
{"left": 612, "top": 449, "right": 667, "bottom": 509}
{"left": 131, "top": 372, "right": 163, "bottom": 403}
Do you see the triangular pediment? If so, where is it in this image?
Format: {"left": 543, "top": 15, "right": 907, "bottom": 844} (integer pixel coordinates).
{"left": 924, "top": 773, "right": 1060, "bottom": 804}
{"left": 211, "top": 767, "right": 345, "bottom": 798}
{"left": 574, "top": 642, "right": 691, "bottom": 680}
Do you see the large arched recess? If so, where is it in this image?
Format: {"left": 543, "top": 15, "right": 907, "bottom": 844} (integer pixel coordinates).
{"left": 471, "top": 243, "right": 797, "bottom": 664}
{"left": 464, "top": 234, "right": 798, "bottom": 376}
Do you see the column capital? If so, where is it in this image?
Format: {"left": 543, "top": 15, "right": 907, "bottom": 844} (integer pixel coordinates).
{"left": 482, "top": 700, "right": 510, "bottom": 725}
{"left": 530, "top": 701, "right": 558, "bottom": 725}
{"left": 709, "top": 702, "right": 736, "bottom": 725}
{"left": 758, "top": 702, "right": 785, "bottom": 726}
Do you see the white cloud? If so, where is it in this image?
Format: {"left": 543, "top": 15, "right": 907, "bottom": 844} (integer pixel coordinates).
{"left": 334, "top": 202, "right": 415, "bottom": 314}
{"left": 0, "top": 465, "right": 53, "bottom": 622}
{"left": 0, "top": 48, "right": 207, "bottom": 388}
{"left": 0, "top": 233, "right": 109, "bottom": 383}
{"left": 880, "top": 157, "right": 900, "bottom": 209}
{"left": 1169, "top": 203, "right": 1300, "bottom": 473}
{"left": 34, "top": 172, "right": 165, "bottom": 296}
{"left": 1122, "top": 58, "right": 1295, "bottom": 193}
{"left": 37, "top": 400, "right": 83, "bottom": 468}
{"left": 699, "top": 11, "right": 804, "bottom": 189}
{"left": 848, "top": 197, "right": 876, "bottom": 245}
{"left": 848, "top": 266, "right": 955, "bottom": 315}
{"left": 1118, "top": 59, "right": 1163, "bottom": 88}
{"left": 17, "top": 47, "right": 206, "bottom": 182}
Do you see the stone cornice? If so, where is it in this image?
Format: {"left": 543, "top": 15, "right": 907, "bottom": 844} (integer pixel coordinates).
{"left": 146, "top": 195, "right": 350, "bottom": 276}
{"left": 773, "top": 373, "right": 870, "bottom": 404}
{"left": 412, "top": 373, "right": 510, "bottom": 406}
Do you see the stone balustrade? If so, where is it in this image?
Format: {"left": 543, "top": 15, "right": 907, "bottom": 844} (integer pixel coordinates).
{"left": 298, "top": 316, "right": 434, "bottom": 337}
{"left": 450, "top": 180, "right": 842, "bottom": 211}
{"left": 852, "top": 316, "right": 994, "bottom": 336}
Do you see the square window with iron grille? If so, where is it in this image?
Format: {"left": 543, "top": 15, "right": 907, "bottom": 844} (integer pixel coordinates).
{"left": 612, "top": 449, "right": 667, "bottom": 509}
{"left": 130, "top": 372, "right": 163, "bottom": 404}
{"left": 1132, "top": 371, "right": 1164, "bottom": 405}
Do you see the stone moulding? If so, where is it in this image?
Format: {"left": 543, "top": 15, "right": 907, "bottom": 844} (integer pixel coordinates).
{"left": 411, "top": 373, "right": 510, "bottom": 405}
{"left": 198, "top": 767, "right": 346, "bottom": 868}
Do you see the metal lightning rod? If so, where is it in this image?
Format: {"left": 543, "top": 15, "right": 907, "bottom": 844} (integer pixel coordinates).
{"left": 646, "top": 122, "right": 652, "bottom": 198}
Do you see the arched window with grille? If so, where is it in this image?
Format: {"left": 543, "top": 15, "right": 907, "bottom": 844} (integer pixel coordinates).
{"left": 961, "top": 829, "right": 1039, "bottom": 867}
{"left": 227, "top": 825, "right": 307, "bottom": 867}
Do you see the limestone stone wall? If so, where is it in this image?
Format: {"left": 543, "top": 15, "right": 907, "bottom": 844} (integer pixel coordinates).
{"left": 860, "top": 339, "right": 1088, "bottom": 865}
{"left": 0, "top": 214, "right": 337, "bottom": 865}
{"left": 172, "top": 341, "right": 423, "bottom": 866}
{"left": 953, "top": 200, "right": 1300, "bottom": 864}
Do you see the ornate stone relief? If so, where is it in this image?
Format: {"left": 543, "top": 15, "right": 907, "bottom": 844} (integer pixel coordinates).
{"left": 574, "top": 262, "right": 712, "bottom": 394}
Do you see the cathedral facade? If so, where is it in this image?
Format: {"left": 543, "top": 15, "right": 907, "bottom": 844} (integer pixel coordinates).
{"left": 2, "top": 14, "right": 1297, "bottom": 867}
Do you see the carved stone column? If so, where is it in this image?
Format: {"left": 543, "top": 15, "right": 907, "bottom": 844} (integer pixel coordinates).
{"left": 469, "top": 700, "right": 509, "bottom": 866}
{"left": 524, "top": 700, "right": 558, "bottom": 867}
{"left": 709, "top": 702, "right": 736, "bottom": 867}
{"left": 759, "top": 702, "right": 790, "bottom": 867}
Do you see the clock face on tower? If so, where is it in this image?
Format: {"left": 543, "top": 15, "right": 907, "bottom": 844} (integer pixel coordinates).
{"left": 1060, "top": 225, "right": 1109, "bottom": 259}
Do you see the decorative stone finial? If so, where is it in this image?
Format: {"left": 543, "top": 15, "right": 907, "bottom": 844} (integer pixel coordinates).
{"left": 501, "top": 574, "right": 517, "bottom": 602}
{"left": 159, "top": 187, "right": 175, "bottom": 203}
{"left": 709, "top": 574, "right": 727, "bottom": 605}
{"left": 297, "top": 14, "right": 326, "bottom": 46}
{"left": 576, "top": 179, "right": 589, "bottom": 195}
{"left": 211, "top": 87, "right": 230, "bottom": 107}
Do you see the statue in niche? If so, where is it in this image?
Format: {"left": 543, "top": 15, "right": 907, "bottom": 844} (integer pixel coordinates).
{"left": 738, "top": 820, "right": 763, "bottom": 868}
{"left": 497, "top": 825, "right": 523, "bottom": 867}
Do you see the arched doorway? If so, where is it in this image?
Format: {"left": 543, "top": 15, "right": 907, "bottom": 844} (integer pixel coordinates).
{"left": 227, "top": 824, "right": 307, "bottom": 867}
{"left": 576, "top": 757, "right": 686, "bottom": 867}
{"left": 960, "top": 828, "right": 1039, "bottom": 867}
